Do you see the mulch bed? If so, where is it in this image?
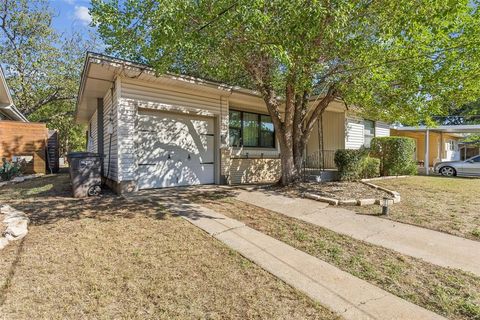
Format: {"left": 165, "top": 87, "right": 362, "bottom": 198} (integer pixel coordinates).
{"left": 283, "top": 181, "right": 389, "bottom": 200}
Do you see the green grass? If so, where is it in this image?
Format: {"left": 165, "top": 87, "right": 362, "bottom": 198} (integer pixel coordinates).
{"left": 203, "top": 197, "right": 480, "bottom": 320}
{"left": 353, "top": 176, "right": 480, "bottom": 240}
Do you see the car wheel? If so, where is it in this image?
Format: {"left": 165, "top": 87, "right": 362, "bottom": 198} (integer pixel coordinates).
{"left": 440, "top": 166, "right": 456, "bottom": 177}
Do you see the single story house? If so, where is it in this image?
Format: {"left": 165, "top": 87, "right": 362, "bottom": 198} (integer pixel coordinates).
{"left": 392, "top": 124, "right": 480, "bottom": 174}
{"left": 0, "top": 66, "right": 52, "bottom": 174}
{"left": 76, "top": 53, "right": 390, "bottom": 193}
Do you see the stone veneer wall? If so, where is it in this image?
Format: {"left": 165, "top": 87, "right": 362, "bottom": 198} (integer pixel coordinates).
{"left": 220, "top": 148, "right": 281, "bottom": 184}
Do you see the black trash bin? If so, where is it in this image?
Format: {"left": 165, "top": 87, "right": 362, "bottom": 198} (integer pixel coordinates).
{"left": 67, "top": 152, "right": 102, "bottom": 198}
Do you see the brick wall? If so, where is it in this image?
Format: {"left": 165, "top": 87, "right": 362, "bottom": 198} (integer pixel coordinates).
{"left": 221, "top": 148, "right": 281, "bottom": 184}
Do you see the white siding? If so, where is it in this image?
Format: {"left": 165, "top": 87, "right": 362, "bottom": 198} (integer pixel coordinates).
{"left": 87, "top": 110, "right": 98, "bottom": 153}
{"left": 345, "top": 117, "right": 365, "bottom": 149}
{"left": 102, "top": 85, "right": 119, "bottom": 181}
{"left": 118, "top": 77, "right": 228, "bottom": 183}
{"left": 121, "top": 78, "right": 223, "bottom": 116}
{"left": 375, "top": 121, "right": 390, "bottom": 137}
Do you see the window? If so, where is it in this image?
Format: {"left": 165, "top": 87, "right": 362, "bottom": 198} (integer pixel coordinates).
{"left": 447, "top": 140, "right": 456, "bottom": 151}
{"left": 364, "top": 120, "right": 375, "bottom": 147}
{"left": 229, "top": 110, "right": 241, "bottom": 147}
{"left": 229, "top": 110, "right": 275, "bottom": 148}
{"left": 471, "top": 156, "right": 480, "bottom": 163}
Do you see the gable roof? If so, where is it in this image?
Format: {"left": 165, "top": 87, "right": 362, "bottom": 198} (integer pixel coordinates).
{"left": 0, "top": 66, "right": 28, "bottom": 122}
{"left": 76, "top": 52, "right": 347, "bottom": 123}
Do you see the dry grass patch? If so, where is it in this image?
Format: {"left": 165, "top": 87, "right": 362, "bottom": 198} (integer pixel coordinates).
{"left": 352, "top": 176, "right": 480, "bottom": 240}
{"left": 201, "top": 197, "right": 480, "bottom": 320}
{"left": 0, "top": 175, "right": 337, "bottom": 319}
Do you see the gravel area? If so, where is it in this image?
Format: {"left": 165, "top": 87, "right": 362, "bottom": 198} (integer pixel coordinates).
{"left": 284, "top": 181, "right": 390, "bottom": 200}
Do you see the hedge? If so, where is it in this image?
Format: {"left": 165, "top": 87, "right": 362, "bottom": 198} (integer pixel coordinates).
{"left": 370, "top": 136, "right": 417, "bottom": 176}
{"left": 334, "top": 149, "right": 379, "bottom": 181}
{"left": 360, "top": 156, "right": 380, "bottom": 179}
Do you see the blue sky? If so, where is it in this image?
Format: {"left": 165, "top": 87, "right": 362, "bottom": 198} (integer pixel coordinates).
{"left": 49, "top": 0, "right": 95, "bottom": 38}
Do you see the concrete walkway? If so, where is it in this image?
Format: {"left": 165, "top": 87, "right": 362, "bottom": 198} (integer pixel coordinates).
{"left": 235, "top": 189, "right": 480, "bottom": 277}
{"left": 176, "top": 203, "right": 445, "bottom": 320}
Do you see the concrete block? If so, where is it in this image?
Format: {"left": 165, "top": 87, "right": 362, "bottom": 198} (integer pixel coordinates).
{"left": 338, "top": 199, "right": 357, "bottom": 206}
{"left": 304, "top": 193, "right": 338, "bottom": 206}
{"left": 356, "top": 198, "right": 376, "bottom": 206}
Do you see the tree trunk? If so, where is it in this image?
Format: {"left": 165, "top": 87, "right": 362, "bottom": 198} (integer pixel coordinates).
{"left": 248, "top": 60, "right": 336, "bottom": 186}
{"left": 280, "top": 145, "right": 299, "bottom": 185}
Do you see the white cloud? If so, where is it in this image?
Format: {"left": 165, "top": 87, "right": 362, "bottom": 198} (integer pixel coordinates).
{"left": 74, "top": 6, "right": 92, "bottom": 25}
{"left": 63, "top": 0, "right": 76, "bottom": 4}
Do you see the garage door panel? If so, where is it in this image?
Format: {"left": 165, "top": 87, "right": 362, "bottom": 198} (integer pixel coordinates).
{"left": 137, "top": 110, "right": 215, "bottom": 189}
{"left": 137, "top": 132, "right": 212, "bottom": 163}
{"left": 138, "top": 162, "right": 214, "bottom": 188}
{"left": 200, "top": 135, "right": 215, "bottom": 163}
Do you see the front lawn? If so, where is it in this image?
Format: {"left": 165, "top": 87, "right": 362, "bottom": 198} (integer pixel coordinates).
{"left": 353, "top": 176, "right": 480, "bottom": 240}
{"left": 0, "top": 175, "right": 336, "bottom": 319}
{"left": 200, "top": 197, "right": 480, "bottom": 320}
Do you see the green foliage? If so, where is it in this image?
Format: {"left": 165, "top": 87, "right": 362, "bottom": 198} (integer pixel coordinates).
{"left": 359, "top": 157, "right": 381, "bottom": 179}
{"left": 91, "top": 0, "right": 480, "bottom": 125}
{"left": 28, "top": 101, "right": 86, "bottom": 156}
{"left": 334, "top": 150, "right": 380, "bottom": 181}
{"left": 0, "top": 0, "right": 97, "bottom": 155}
{"left": 0, "top": 158, "right": 23, "bottom": 181}
{"left": 334, "top": 149, "right": 365, "bottom": 181}
{"left": 91, "top": 0, "right": 480, "bottom": 184}
{"left": 370, "top": 137, "right": 417, "bottom": 176}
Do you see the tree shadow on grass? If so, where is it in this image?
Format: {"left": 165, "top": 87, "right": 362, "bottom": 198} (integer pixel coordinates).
{"left": 2, "top": 174, "right": 239, "bottom": 226}
{"left": 1, "top": 174, "right": 166, "bottom": 226}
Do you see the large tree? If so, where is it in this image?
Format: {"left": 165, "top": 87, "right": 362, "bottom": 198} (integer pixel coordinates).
{"left": 91, "top": 0, "right": 480, "bottom": 184}
{"left": 0, "top": 0, "right": 97, "bottom": 155}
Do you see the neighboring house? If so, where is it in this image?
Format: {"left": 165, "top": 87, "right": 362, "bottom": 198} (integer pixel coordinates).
{"left": 392, "top": 128, "right": 462, "bottom": 166}
{"left": 459, "top": 141, "right": 480, "bottom": 160}
{"left": 0, "top": 67, "right": 28, "bottom": 122}
{"left": 392, "top": 124, "right": 480, "bottom": 173}
{"left": 76, "top": 53, "right": 390, "bottom": 193}
{"left": 0, "top": 66, "right": 50, "bottom": 174}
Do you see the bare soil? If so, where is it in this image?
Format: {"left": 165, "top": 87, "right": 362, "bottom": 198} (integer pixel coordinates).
{"left": 352, "top": 176, "right": 480, "bottom": 240}
{"left": 0, "top": 174, "right": 336, "bottom": 319}
{"left": 200, "top": 197, "right": 480, "bottom": 320}
{"left": 282, "top": 181, "right": 389, "bottom": 200}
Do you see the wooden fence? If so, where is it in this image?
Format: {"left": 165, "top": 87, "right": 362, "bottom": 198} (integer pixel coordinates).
{"left": 0, "top": 120, "right": 48, "bottom": 174}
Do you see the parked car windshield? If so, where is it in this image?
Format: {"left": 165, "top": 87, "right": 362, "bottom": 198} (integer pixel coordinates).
{"left": 469, "top": 156, "right": 480, "bottom": 162}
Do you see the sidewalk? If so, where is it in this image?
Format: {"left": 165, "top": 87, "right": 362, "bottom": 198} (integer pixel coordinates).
{"left": 235, "top": 189, "right": 480, "bottom": 277}
{"left": 176, "top": 203, "right": 445, "bottom": 320}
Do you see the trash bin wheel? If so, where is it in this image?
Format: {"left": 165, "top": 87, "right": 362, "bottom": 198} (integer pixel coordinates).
{"left": 88, "top": 185, "right": 102, "bottom": 196}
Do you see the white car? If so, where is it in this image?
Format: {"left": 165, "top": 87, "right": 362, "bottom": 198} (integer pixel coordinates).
{"left": 434, "top": 155, "right": 480, "bottom": 177}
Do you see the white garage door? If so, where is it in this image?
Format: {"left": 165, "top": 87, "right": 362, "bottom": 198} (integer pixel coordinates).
{"left": 137, "top": 109, "right": 215, "bottom": 189}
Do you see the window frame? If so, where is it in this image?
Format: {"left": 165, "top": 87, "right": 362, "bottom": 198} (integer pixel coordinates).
{"left": 363, "top": 119, "right": 375, "bottom": 147}
{"left": 229, "top": 109, "right": 276, "bottom": 149}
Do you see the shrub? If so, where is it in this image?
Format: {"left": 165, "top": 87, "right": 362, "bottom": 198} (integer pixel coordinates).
{"left": 370, "top": 137, "right": 417, "bottom": 176}
{"left": 359, "top": 156, "right": 380, "bottom": 179}
{"left": 334, "top": 149, "right": 366, "bottom": 181}
{"left": 0, "top": 158, "right": 23, "bottom": 181}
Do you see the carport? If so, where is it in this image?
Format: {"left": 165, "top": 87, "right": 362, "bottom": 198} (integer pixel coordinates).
{"left": 392, "top": 124, "right": 480, "bottom": 175}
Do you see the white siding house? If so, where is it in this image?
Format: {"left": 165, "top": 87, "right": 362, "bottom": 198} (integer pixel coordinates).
{"left": 344, "top": 116, "right": 390, "bottom": 150}
{"left": 76, "top": 53, "right": 390, "bottom": 193}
